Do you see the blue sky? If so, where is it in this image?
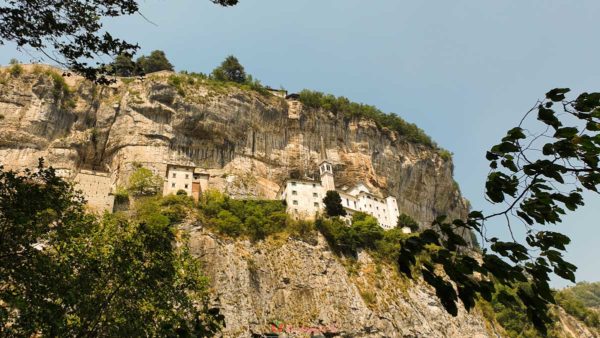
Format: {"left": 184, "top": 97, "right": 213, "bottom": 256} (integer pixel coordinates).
{"left": 2, "top": 0, "right": 599, "bottom": 287}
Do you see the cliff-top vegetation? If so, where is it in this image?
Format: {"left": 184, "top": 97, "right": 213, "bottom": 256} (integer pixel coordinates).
{"left": 298, "top": 89, "right": 437, "bottom": 148}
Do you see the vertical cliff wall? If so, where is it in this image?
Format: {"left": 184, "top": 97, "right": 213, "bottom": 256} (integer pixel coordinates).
{"left": 0, "top": 66, "right": 468, "bottom": 227}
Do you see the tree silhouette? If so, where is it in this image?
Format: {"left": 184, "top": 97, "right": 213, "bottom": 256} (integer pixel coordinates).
{"left": 136, "top": 50, "right": 174, "bottom": 74}
{"left": 211, "top": 55, "right": 247, "bottom": 83}
{"left": 0, "top": 0, "right": 240, "bottom": 83}
{"left": 396, "top": 88, "right": 600, "bottom": 333}
{"left": 322, "top": 190, "right": 347, "bottom": 217}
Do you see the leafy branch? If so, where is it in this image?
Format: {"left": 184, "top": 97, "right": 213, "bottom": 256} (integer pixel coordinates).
{"left": 397, "top": 88, "right": 600, "bottom": 333}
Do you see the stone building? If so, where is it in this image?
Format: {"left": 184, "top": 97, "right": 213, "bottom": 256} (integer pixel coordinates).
{"left": 163, "top": 164, "right": 210, "bottom": 202}
{"left": 279, "top": 158, "right": 402, "bottom": 230}
{"left": 73, "top": 170, "right": 115, "bottom": 213}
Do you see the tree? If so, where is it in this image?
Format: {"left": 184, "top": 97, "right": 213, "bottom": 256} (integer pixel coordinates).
{"left": 322, "top": 190, "right": 347, "bottom": 217}
{"left": 397, "top": 213, "right": 419, "bottom": 232}
{"left": 127, "top": 167, "right": 163, "bottom": 196}
{"left": 351, "top": 212, "right": 383, "bottom": 249}
{"left": 111, "top": 53, "right": 137, "bottom": 77}
{"left": 0, "top": 161, "right": 224, "bottom": 336}
{"left": 0, "top": 0, "right": 240, "bottom": 83}
{"left": 211, "top": 55, "right": 247, "bottom": 83}
{"left": 136, "top": 50, "right": 174, "bottom": 74}
{"left": 396, "top": 88, "right": 600, "bottom": 334}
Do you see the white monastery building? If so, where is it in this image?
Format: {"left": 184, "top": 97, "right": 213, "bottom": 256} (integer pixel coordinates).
{"left": 163, "top": 164, "right": 210, "bottom": 202}
{"left": 279, "top": 158, "right": 402, "bottom": 230}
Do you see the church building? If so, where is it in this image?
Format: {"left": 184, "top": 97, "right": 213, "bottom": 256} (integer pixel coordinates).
{"left": 279, "top": 158, "right": 402, "bottom": 230}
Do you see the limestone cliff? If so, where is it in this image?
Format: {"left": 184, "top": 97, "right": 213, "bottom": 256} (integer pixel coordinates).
{"left": 0, "top": 65, "right": 467, "bottom": 227}
{"left": 188, "top": 228, "right": 494, "bottom": 337}
{"left": 1, "top": 66, "right": 598, "bottom": 338}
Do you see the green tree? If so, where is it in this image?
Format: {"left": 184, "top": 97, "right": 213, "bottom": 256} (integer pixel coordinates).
{"left": 0, "top": 0, "right": 239, "bottom": 83}
{"left": 136, "top": 50, "right": 174, "bottom": 74}
{"left": 322, "top": 190, "right": 347, "bottom": 217}
{"left": 111, "top": 53, "right": 137, "bottom": 77}
{"left": 127, "top": 167, "right": 163, "bottom": 196}
{"left": 397, "top": 213, "right": 419, "bottom": 232}
{"left": 211, "top": 55, "right": 247, "bottom": 83}
{"left": 352, "top": 212, "right": 383, "bottom": 249}
{"left": 0, "top": 161, "right": 223, "bottom": 336}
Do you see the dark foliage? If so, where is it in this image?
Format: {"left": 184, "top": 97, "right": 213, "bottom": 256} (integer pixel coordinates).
{"left": 0, "top": 0, "right": 239, "bottom": 83}
{"left": 395, "top": 89, "right": 600, "bottom": 334}
{"left": 322, "top": 190, "right": 347, "bottom": 217}
{"left": 397, "top": 213, "right": 419, "bottom": 232}
{"left": 136, "top": 50, "right": 174, "bottom": 74}
{"left": 0, "top": 161, "right": 223, "bottom": 336}
{"left": 211, "top": 55, "right": 247, "bottom": 83}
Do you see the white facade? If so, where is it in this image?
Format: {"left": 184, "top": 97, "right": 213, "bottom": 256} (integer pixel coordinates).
{"left": 280, "top": 180, "right": 325, "bottom": 220}
{"left": 279, "top": 159, "right": 403, "bottom": 230}
{"left": 163, "top": 165, "right": 210, "bottom": 202}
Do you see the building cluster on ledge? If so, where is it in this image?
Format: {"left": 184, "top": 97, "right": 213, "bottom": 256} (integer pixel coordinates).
{"left": 58, "top": 89, "right": 408, "bottom": 232}
{"left": 278, "top": 159, "right": 405, "bottom": 231}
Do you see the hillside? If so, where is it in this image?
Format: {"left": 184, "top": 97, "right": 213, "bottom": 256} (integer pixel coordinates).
{"left": 559, "top": 282, "right": 600, "bottom": 309}
{"left": 1, "top": 64, "right": 598, "bottom": 337}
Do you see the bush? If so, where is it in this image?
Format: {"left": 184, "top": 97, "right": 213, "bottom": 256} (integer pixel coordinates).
{"left": 211, "top": 55, "right": 246, "bottom": 83}
{"left": 136, "top": 50, "right": 174, "bottom": 74}
{"left": 316, "top": 218, "right": 358, "bottom": 256}
{"left": 352, "top": 213, "right": 383, "bottom": 249}
{"left": 199, "top": 190, "right": 289, "bottom": 240}
{"left": 9, "top": 63, "right": 23, "bottom": 77}
{"left": 127, "top": 167, "right": 163, "bottom": 196}
{"left": 397, "top": 213, "right": 419, "bottom": 232}
{"left": 113, "top": 186, "right": 130, "bottom": 204}
{"left": 298, "top": 90, "right": 435, "bottom": 147}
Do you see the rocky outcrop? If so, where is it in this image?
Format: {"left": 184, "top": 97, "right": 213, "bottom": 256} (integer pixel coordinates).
{"left": 188, "top": 228, "right": 493, "bottom": 337}
{"left": 0, "top": 66, "right": 468, "bottom": 227}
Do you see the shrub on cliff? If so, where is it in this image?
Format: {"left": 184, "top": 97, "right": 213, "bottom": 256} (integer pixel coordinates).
{"left": 199, "top": 190, "right": 288, "bottom": 240}
{"left": 298, "top": 89, "right": 435, "bottom": 148}
{"left": 211, "top": 55, "right": 247, "bottom": 83}
{"left": 136, "top": 50, "right": 174, "bottom": 74}
{"left": 127, "top": 167, "right": 163, "bottom": 196}
{"left": 397, "top": 213, "right": 419, "bottom": 232}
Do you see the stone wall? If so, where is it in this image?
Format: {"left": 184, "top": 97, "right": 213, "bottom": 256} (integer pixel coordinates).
{"left": 73, "top": 170, "right": 114, "bottom": 213}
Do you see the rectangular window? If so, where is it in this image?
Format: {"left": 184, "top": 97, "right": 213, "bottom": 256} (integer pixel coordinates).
{"left": 291, "top": 182, "right": 297, "bottom": 186}
{"left": 185, "top": 174, "right": 189, "bottom": 179}
{"left": 313, "top": 193, "right": 318, "bottom": 197}
{"left": 312, "top": 184, "right": 316, "bottom": 188}
{"left": 185, "top": 184, "right": 189, "bottom": 189}
{"left": 172, "top": 173, "right": 176, "bottom": 178}
{"left": 293, "top": 200, "right": 298, "bottom": 205}
{"left": 292, "top": 190, "right": 298, "bottom": 195}
{"left": 314, "top": 202, "right": 319, "bottom": 207}
{"left": 171, "top": 183, "right": 175, "bottom": 188}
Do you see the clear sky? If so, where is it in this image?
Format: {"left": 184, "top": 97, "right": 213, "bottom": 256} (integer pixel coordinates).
{"left": 2, "top": 0, "right": 599, "bottom": 287}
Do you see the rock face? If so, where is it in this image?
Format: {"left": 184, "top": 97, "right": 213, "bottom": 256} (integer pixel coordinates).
{"left": 0, "top": 66, "right": 468, "bottom": 227}
{"left": 188, "top": 229, "right": 494, "bottom": 337}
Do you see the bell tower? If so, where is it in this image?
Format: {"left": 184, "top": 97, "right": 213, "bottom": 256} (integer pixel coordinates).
{"left": 319, "top": 159, "right": 335, "bottom": 191}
